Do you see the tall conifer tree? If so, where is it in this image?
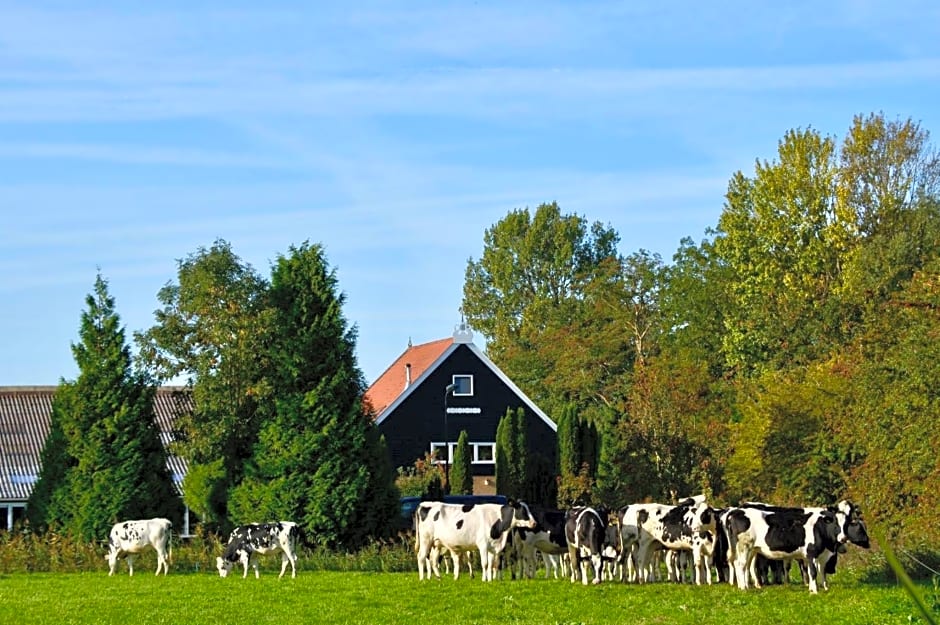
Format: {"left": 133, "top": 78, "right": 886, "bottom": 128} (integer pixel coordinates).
{"left": 449, "top": 430, "right": 473, "bottom": 495}
{"left": 29, "top": 275, "right": 181, "bottom": 539}
{"left": 228, "top": 242, "right": 397, "bottom": 547}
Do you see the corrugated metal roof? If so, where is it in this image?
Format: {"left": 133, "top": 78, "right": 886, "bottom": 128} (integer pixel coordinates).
{"left": 0, "top": 386, "right": 191, "bottom": 503}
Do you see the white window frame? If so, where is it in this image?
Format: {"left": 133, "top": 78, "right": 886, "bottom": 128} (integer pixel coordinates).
{"left": 471, "top": 442, "right": 496, "bottom": 465}
{"left": 430, "top": 442, "right": 456, "bottom": 464}
{"left": 430, "top": 441, "right": 495, "bottom": 465}
{"left": 452, "top": 374, "right": 474, "bottom": 397}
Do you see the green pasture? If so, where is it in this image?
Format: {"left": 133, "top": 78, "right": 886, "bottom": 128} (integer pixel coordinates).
{"left": 0, "top": 569, "right": 935, "bottom": 625}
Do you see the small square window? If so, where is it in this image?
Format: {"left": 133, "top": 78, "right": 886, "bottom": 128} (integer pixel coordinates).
{"left": 430, "top": 443, "right": 448, "bottom": 463}
{"left": 452, "top": 375, "right": 473, "bottom": 396}
{"left": 473, "top": 443, "right": 495, "bottom": 464}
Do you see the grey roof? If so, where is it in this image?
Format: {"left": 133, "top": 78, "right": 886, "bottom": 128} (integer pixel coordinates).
{"left": 0, "top": 386, "right": 191, "bottom": 503}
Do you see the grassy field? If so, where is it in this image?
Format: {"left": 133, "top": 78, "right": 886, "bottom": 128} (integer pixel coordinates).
{"left": 0, "top": 568, "right": 934, "bottom": 625}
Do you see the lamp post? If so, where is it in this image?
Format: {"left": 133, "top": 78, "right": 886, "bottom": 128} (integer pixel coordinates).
{"left": 443, "top": 382, "right": 456, "bottom": 493}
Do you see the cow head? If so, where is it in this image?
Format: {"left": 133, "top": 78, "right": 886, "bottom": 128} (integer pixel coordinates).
{"left": 817, "top": 510, "right": 847, "bottom": 547}
{"left": 508, "top": 500, "right": 537, "bottom": 530}
{"left": 216, "top": 556, "right": 234, "bottom": 578}
{"left": 684, "top": 501, "right": 717, "bottom": 534}
{"left": 836, "top": 500, "right": 870, "bottom": 549}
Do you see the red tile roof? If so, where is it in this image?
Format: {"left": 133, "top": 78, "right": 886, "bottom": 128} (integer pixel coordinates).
{"left": 363, "top": 337, "right": 452, "bottom": 418}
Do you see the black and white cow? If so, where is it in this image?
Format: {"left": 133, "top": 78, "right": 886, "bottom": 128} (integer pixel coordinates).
{"left": 216, "top": 522, "right": 299, "bottom": 579}
{"left": 737, "top": 500, "right": 870, "bottom": 586}
{"left": 415, "top": 500, "right": 536, "bottom": 582}
{"left": 621, "top": 496, "right": 716, "bottom": 585}
{"left": 565, "top": 506, "right": 610, "bottom": 585}
{"left": 106, "top": 518, "right": 173, "bottom": 576}
{"left": 724, "top": 507, "right": 845, "bottom": 593}
{"left": 513, "top": 506, "right": 569, "bottom": 579}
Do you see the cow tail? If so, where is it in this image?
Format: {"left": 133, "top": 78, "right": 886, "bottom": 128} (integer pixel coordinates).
{"left": 168, "top": 520, "right": 174, "bottom": 564}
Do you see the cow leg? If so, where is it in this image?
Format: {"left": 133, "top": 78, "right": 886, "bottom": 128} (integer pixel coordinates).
{"left": 107, "top": 549, "right": 121, "bottom": 576}
{"left": 733, "top": 544, "right": 751, "bottom": 590}
{"left": 279, "top": 552, "right": 289, "bottom": 579}
{"left": 806, "top": 557, "right": 820, "bottom": 594}
{"left": 451, "top": 550, "right": 462, "bottom": 581}
{"left": 478, "top": 548, "right": 490, "bottom": 582}
{"left": 416, "top": 539, "right": 432, "bottom": 580}
{"left": 156, "top": 547, "right": 168, "bottom": 575}
{"left": 126, "top": 554, "right": 136, "bottom": 577}
{"left": 814, "top": 553, "right": 832, "bottom": 591}
{"left": 568, "top": 546, "right": 579, "bottom": 583}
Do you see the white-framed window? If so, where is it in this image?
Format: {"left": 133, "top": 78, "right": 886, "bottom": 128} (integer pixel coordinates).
{"left": 430, "top": 441, "right": 495, "bottom": 465}
{"left": 452, "top": 374, "right": 473, "bottom": 396}
{"left": 430, "top": 442, "right": 455, "bottom": 464}
{"left": 472, "top": 442, "right": 495, "bottom": 465}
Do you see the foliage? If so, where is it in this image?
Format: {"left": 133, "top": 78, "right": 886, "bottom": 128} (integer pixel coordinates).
{"left": 229, "top": 241, "right": 398, "bottom": 548}
{"left": 394, "top": 453, "right": 446, "bottom": 498}
{"left": 28, "top": 275, "right": 182, "bottom": 540}
{"left": 462, "top": 202, "right": 621, "bottom": 410}
{"left": 495, "top": 407, "right": 528, "bottom": 499}
{"left": 135, "top": 240, "right": 270, "bottom": 531}
{"left": 449, "top": 430, "right": 473, "bottom": 495}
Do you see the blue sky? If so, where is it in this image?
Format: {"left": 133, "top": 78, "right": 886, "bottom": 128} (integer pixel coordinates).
{"left": 2, "top": 1, "right": 939, "bottom": 387}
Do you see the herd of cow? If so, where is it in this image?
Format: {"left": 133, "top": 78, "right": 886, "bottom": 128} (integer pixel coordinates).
{"left": 412, "top": 495, "right": 871, "bottom": 593}
{"left": 102, "top": 494, "right": 870, "bottom": 594}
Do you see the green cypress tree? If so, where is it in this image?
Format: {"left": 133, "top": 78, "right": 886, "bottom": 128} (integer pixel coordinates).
{"left": 512, "top": 407, "right": 529, "bottom": 497}
{"left": 26, "top": 397, "right": 72, "bottom": 531}
{"left": 496, "top": 407, "right": 529, "bottom": 499}
{"left": 228, "top": 242, "right": 398, "bottom": 547}
{"left": 495, "top": 408, "right": 512, "bottom": 496}
{"left": 557, "top": 403, "right": 580, "bottom": 480}
{"left": 450, "top": 430, "right": 473, "bottom": 495}
{"left": 30, "top": 275, "right": 181, "bottom": 540}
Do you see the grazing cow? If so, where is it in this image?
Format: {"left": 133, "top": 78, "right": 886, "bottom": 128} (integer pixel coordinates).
{"left": 565, "top": 506, "right": 610, "bottom": 585}
{"left": 106, "top": 518, "right": 173, "bottom": 576}
{"left": 415, "top": 500, "right": 536, "bottom": 582}
{"left": 216, "top": 522, "right": 299, "bottom": 579}
{"left": 724, "top": 507, "right": 845, "bottom": 593}
{"left": 622, "top": 496, "right": 716, "bottom": 585}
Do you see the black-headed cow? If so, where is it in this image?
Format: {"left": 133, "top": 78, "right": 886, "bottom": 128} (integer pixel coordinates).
{"left": 216, "top": 521, "right": 299, "bottom": 579}
{"left": 106, "top": 518, "right": 173, "bottom": 576}
{"left": 513, "top": 506, "right": 569, "bottom": 580}
{"left": 565, "top": 506, "right": 610, "bottom": 585}
{"left": 735, "top": 499, "right": 870, "bottom": 587}
{"left": 724, "top": 507, "right": 845, "bottom": 593}
{"left": 415, "top": 500, "right": 536, "bottom": 582}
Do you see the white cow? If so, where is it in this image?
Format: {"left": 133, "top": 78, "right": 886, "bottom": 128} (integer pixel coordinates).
{"left": 415, "top": 500, "right": 536, "bottom": 582}
{"left": 106, "top": 518, "right": 173, "bottom": 576}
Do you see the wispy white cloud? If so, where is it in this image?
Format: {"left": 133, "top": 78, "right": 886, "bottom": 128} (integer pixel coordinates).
{"left": 0, "top": 142, "right": 302, "bottom": 169}
{"left": 2, "top": 60, "right": 939, "bottom": 123}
